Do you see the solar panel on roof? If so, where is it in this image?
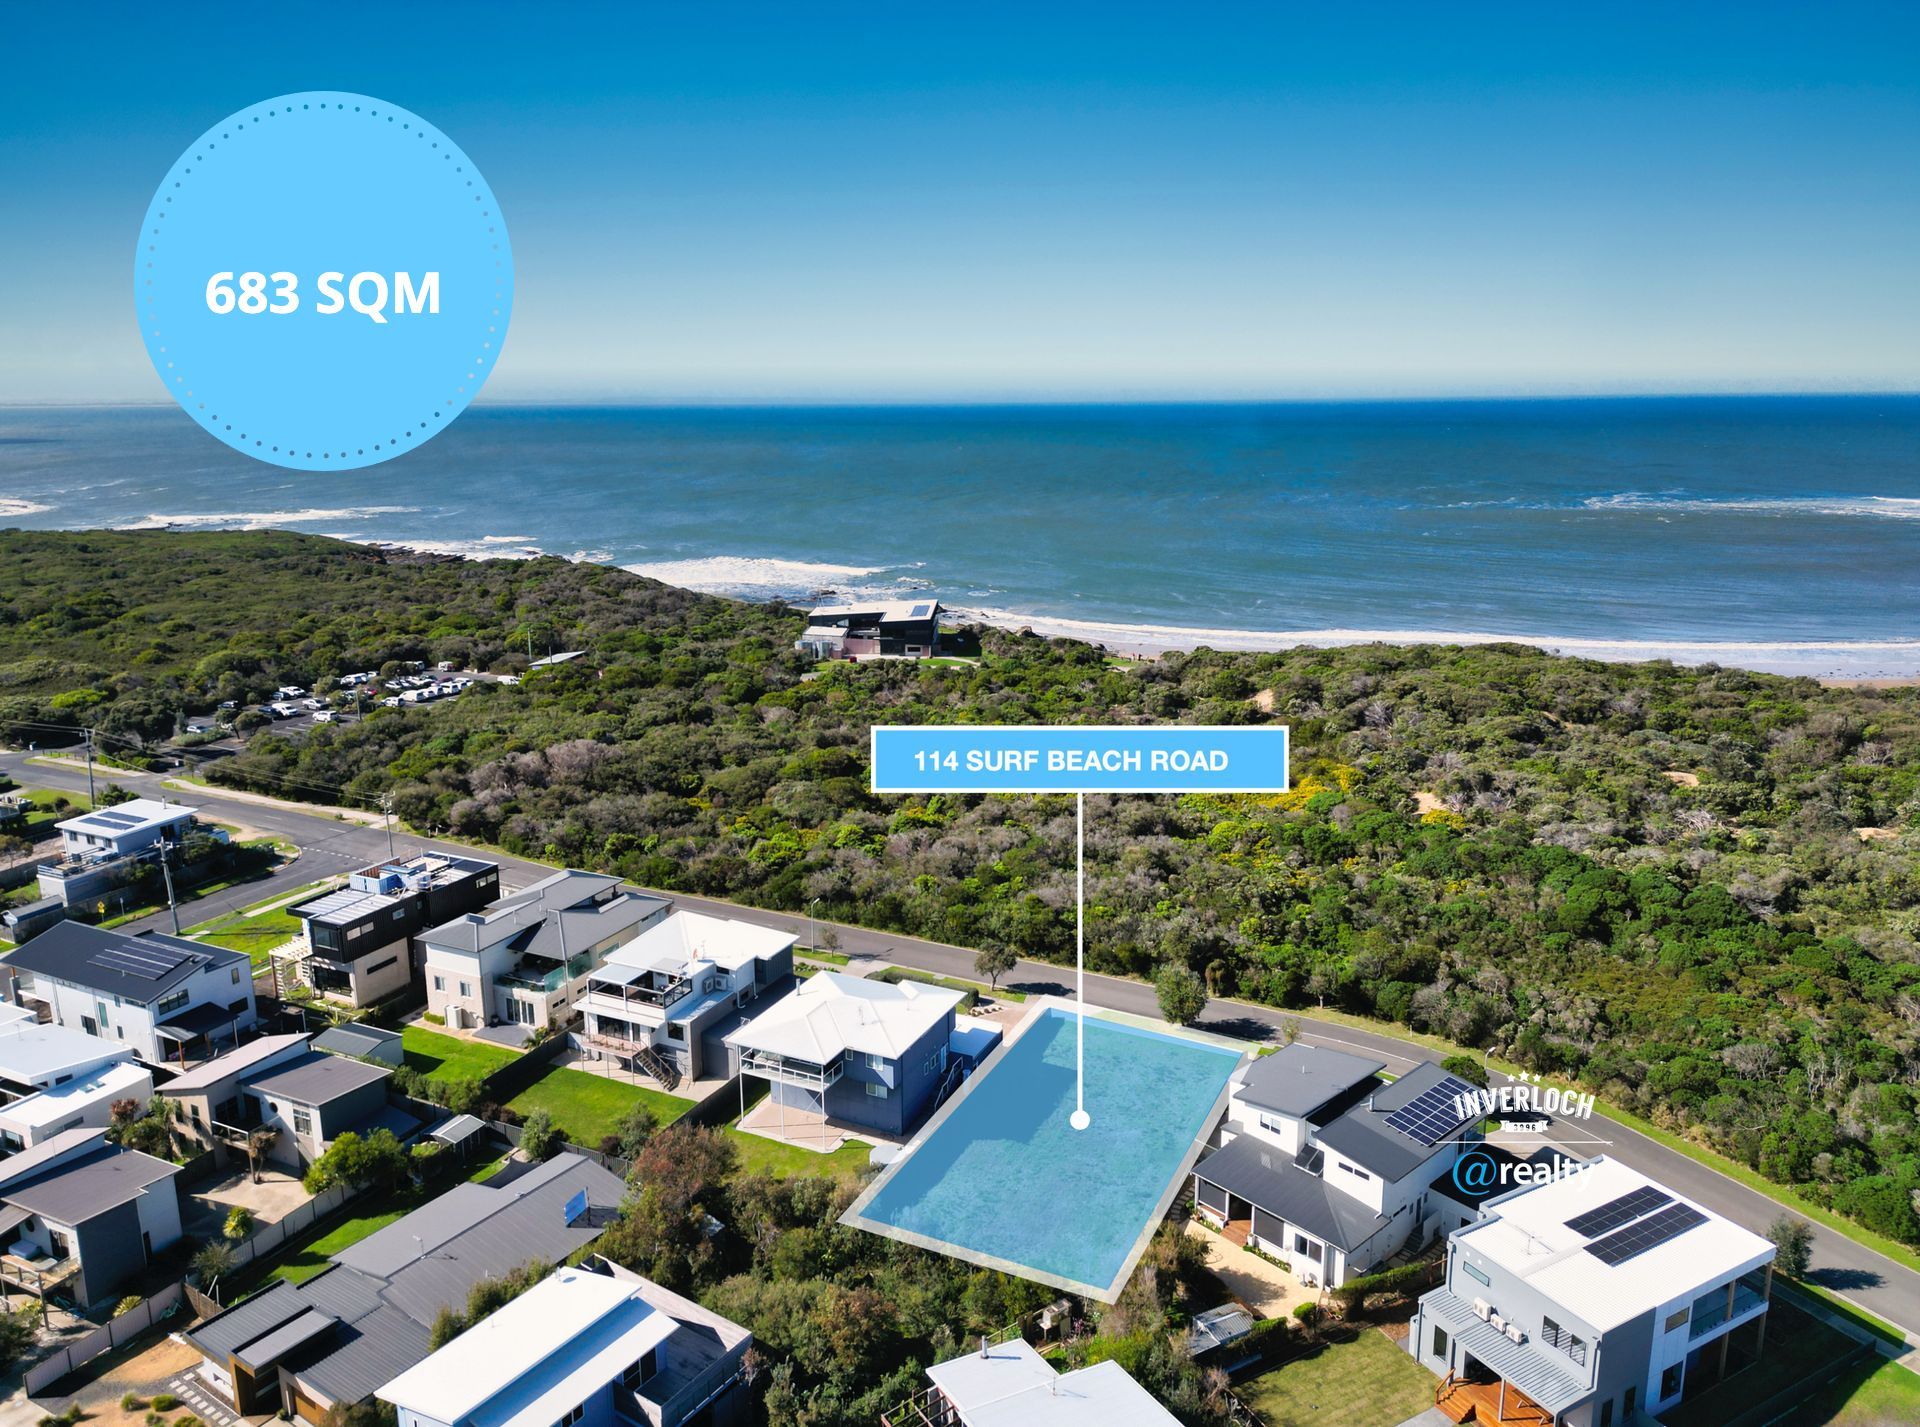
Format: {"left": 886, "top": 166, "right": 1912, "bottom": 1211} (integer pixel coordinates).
{"left": 1566, "top": 1184, "right": 1672, "bottom": 1238}
{"left": 82, "top": 811, "right": 139, "bottom": 829}
{"left": 89, "top": 942, "right": 192, "bottom": 979}
{"left": 1585, "top": 1202, "right": 1707, "bottom": 1265}
{"left": 908, "top": 603, "right": 932, "bottom": 617}
{"left": 1382, "top": 1074, "right": 1481, "bottom": 1146}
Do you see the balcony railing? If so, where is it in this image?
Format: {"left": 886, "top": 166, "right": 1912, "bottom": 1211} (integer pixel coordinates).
{"left": 739, "top": 1047, "right": 844, "bottom": 1089}
{"left": 1690, "top": 1283, "right": 1767, "bottom": 1339}
{"left": 587, "top": 975, "right": 692, "bottom": 1013}
{"left": 497, "top": 963, "right": 567, "bottom": 993}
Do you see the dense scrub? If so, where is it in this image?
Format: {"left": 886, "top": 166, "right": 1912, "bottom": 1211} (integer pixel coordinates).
{"left": 3, "top": 529, "right": 1919, "bottom": 1246}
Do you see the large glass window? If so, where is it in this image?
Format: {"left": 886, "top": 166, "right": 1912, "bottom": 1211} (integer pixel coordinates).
{"left": 1431, "top": 1326, "right": 1449, "bottom": 1360}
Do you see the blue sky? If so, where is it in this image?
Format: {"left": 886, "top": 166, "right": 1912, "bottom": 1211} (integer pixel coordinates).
{"left": 4, "top": 2, "right": 1917, "bottom": 402}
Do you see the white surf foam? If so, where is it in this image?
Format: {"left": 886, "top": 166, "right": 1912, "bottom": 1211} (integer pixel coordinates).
{"left": 0, "top": 499, "right": 52, "bottom": 517}
{"left": 948, "top": 606, "right": 1920, "bottom": 677}
{"left": 120, "top": 506, "right": 419, "bottom": 530}
{"left": 625, "top": 554, "right": 893, "bottom": 599}
{"left": 1583, "top": 494, "right": 1920, "bottom": 520}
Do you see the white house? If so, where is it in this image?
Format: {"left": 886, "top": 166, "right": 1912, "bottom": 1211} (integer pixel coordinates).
{"left": 419, "top": 871, "right": 670, "bottom": 1033}
{"left": 884, "top": 1336, "right": 1180, "bottom": 1427}
{"left": 51, "top": 798, "right": 196, "bottom": 862}
{"left": 0, "top": 1009, "right": 136, "bottom": 1098}
{"left": 6, "top": 923, "right": 257, "bottom": 1064}
{"left": 1408, "top": 1157, "right": 1775, "bottom": 1426}
{"left": 581, "top": 912, "right": 795, "bottom": 1088}
{"left": 0, "top": 1128, "right": 184, "bottom": 1309}
{"left": 0, "top": 1060, "right": 154, "bottom": 1151}
{"left": 1191, "top": 1046, "right": 1482, "bottom": 1287}
{"left": 378, "top": 1263, "right": 754, "bottom": 1427}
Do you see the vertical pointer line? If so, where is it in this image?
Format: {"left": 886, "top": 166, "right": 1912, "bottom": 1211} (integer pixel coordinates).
{"left": 1071, "top": 792, "right": 1090, "bottom": 1130}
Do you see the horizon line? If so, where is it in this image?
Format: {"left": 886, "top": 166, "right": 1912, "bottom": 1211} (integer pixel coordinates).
{"left": 6, "top": 387, "right": 1920, "bottom": 413}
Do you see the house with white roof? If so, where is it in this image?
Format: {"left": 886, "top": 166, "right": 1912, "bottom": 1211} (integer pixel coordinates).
{"left": 1191, "top": 1044, "right": 1483, "bottom": 1288}
{"left": 725, "top": 971, "right": 963, "bottom": 1136}
{"left": 37, "top": 797, "right": 212, "bottom": 906}
{"left": 0, "top": 1059, "right": 154, "bottom": 1151}
{"left": 0, "top": 1008, "right": 135, "bottom": 1098}
{"left": 581, "top": 912, "right": 794, "bottom": 1089}
{"left": 883, "top": 1335, "right": 1179, "bottom": 1427}
{"left": 1407, "top": 1156, "right": 1775, "bottom": 1426}
{"left": 378, "top": 1261, "right": 754, "bottom": 1427}
{"left": 419, "top": 871, "right": 670, "bottom": 1034}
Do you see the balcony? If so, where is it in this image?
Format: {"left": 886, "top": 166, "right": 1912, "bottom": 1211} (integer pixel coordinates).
{"left": 587, "top": 972, "right": 692, "bottom": 1016}
{"left": 1690, "top": 1277, "right": 1769, "bottom": 1339}
{"left": 496, "top": 950, "right": 596, "bottom": 995}
{"left": 739, "top": 1047, "right": 844, "bottom": 1089}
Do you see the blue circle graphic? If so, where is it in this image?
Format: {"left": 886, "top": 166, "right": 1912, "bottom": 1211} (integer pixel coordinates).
{"left": 135, "top": 92, "right": 512, "bottom": 471}
{"left": 1451, "top": 1150, "right": 1501, "bottom": 1196}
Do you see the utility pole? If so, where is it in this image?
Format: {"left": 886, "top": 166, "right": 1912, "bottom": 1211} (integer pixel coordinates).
{"left": 808, "top": 897, "right": 821, "bottom": 956}
{"left": 381, "top": 793, "right": 396, "bottom": 858}
{"left": 83, "top": 727, "right": 97, "bottom": 805}
{"left": 160, "top": 836, "right": 181, "bottom": 935}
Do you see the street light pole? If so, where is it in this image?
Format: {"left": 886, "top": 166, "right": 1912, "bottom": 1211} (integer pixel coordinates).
{"left": 807, "top": 898, "right": 821, "bottom": 956}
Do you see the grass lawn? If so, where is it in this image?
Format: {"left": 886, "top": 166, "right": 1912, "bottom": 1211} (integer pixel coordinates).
{"left": 506, "top": 1066, "right": 693, "bottom": 1147}
{"left": 466, "top": 1153, "right": 509, "bottom": 1183}
{"left": 1799, "top": 1356, "right": 1920, "bottom": 1425}
{"left": 1236, "top": 1329, "right": 1438, "bottom": 1427}
{"left": 401, "top": 1023, "right": 521, "bottom": 1083}
{"left": 1660, "top": 1299, "right": 1862, "bottom": 1427}
{"left": 268, "top": 1188, "right": 421, "bottom": 1284}
{"left": 722, "top": 1126, "right": 873, "bottom": 1180}
{"left": 183, "top": 881, "right": 337, "bottom": 961}
{"left": 872, "top": 964, "right": 1027, "bottom": 1004}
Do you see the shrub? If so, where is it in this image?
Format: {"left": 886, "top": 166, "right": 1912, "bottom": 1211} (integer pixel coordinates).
{"left": 423, "top": 1011, "right": 445, "bottom": 1025}
{"left": 518, "top": 1108, "right": 560, "bottom": 1162}
{"left": 112, "top": 1295, "right": 143, "bottom": 1318}
{"left": 120, "top": 1396, "right": 147, "bottom": 1413}
{"left": 224, "top": 1205, "right": 255, "bottom": 1241}
{"left": 1292, "top": 1302, "right": 1319, "bottom": 1328}
{"left": 151, "top": 1395, "right": 178, "bottom": 1412}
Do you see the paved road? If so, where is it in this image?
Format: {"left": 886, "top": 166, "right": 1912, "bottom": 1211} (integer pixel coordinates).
{"left": 8, "top": 750, "right": 1919, "bottom": 1338}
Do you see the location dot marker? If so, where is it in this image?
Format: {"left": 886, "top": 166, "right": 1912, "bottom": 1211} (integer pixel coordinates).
{"left": 1070, "top": 1109, "right": 1091, "bottom": 1131}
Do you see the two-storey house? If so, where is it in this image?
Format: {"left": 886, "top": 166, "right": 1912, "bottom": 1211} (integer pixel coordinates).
{"left": 1408, "top": 1157, "right": 1775, "bottom": 1426}
{"left": 581, "top": 912, "right": 795, "bottom": 1089}
{"left": 419, "top": 871, "right": 669, "bottom": 1033}
{"left": 285, "top": 854, "right": 500, "bottom": 1007}
{"left": 1191, "top": 1045, "right": 1483, "bottom": 1287}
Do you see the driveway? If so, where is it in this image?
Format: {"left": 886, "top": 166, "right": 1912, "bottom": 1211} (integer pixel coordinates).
{"left": 183, "top": 1166, "right": 312, "bottom": 1241}
{"left": 1186, "top": 1219, "right": 1307, "bottom": 1319}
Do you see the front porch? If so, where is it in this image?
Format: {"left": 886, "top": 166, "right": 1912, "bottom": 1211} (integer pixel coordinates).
{"left": 735, "top": 1092, "right": 903, "bottom": 1155}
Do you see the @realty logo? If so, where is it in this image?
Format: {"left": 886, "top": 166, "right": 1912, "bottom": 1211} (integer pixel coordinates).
{"left": 1451, "top": 1150, "right": 1589, "bottom": 1197}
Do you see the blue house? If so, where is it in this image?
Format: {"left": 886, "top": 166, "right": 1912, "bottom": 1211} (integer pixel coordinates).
{"left": 725, "top": 972, "right": 963, "bottom": 1135}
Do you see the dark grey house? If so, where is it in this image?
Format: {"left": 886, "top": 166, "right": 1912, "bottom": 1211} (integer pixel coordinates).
{"left": 794, "top": 600, "right": 943, "bottom": 660}
{"left": 0, "top": 1127, "right": 184, "bottom": 1309}
{"left": 724, "top": 972, "right": 963, "bottom": 1135}
{"left": 287, "top": 853, "right": 500, "bottom": 1007}
{"left": 185, "top": 1153, "right": 628, "bottom": 1424}
{"left": 245, "top": 1051, "right": 398, "bottom": 1171}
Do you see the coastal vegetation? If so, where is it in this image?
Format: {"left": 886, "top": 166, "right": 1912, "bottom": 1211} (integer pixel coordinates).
{"left": 3, "top": 529, "right": 1919, "bottom": 1256}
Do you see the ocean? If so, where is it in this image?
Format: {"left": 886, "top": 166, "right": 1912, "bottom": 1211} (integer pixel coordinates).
{"left": 3, "top": 397, "right": 1917, "bottom": 677}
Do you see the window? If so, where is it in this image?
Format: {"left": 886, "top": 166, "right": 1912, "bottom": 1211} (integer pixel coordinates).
{"left": 1431, "top": 1325, "right": 1449, "bottom": 1360}
{"left": 459, "top": 982, "right": 472, "bottom": 997}
{"left": 1660, "top": 1365, "right": 1682, "bottom": 1401}
{"left": 392, "top": 907, "right": 407, "bottom": 921}
{"left": 1463, "top": 1262, "right": 1490, "bottom": 1287}
{"left": 620, "top": 1348, "right": 658, "bottom": 1389}
{"left": 865, "top": 1082, "right": 887, "bottom": 1098}
{"left": 864, "top": 1051, "right": 886, "bottom": 1069}
{"left": 1542, "top": 1316, "right": 1561, "bottom": 1345}
{"left": 293, "top": 1108, "right": 313, "bottom": 1137}
{"left": 554, "top": 1405, "right": 585, "bottom": 1427}
{"left": 365, "top": 956, "right": 398, "bottom": 974}
{"left": 667, "top": 1023, "right": 686, "bottom": 1042}
{"left": 1665, "top": 1307, "right": 1690, "bottom": 1332}
{"left": 1294, "top": 1233, "right": 1312, "bottom": 1256}
{"left": 1338, "top": 1162, "right": 1371, "bottom": 1181}
{"left": 433, "top": 976, "right": 445, "bottom": 991}
{"left": 231, "top": 967, "right": 241, "bottom": 984}
{"left": 158, "top": 989, "right": 190, "bottom": 1015}
{"left": 347, "top": 925, "right": 365, "bottom": 941}
{"left": 1600, "top": 1400, "right": 1614, "bottom": 1427}
{"left": 1258, "top": 1111, "right": 1289, "bottom": 1135}
{"left": 1625, "top": 1388, "right": 1637, "bottom": 1418}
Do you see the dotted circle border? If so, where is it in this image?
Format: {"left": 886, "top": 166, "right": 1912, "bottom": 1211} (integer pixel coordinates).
{"left": 138, "top": 95, "right": 510, "bottom": 465}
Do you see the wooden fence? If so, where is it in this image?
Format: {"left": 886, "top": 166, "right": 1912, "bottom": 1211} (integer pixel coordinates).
{"left": 23, "top": 1282, "right": 185, "bottom": 1396}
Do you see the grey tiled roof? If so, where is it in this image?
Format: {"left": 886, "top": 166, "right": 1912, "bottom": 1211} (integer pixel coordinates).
{"left": 2, "top": 1146, "right": 180, "bottom": 1224}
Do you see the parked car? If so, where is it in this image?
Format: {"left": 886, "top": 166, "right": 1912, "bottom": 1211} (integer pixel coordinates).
{"left": 276, "top": 685, "right": 306, "bottom": 699}
{"left": 312, "top": 710, "right": 335, "bottom": 724}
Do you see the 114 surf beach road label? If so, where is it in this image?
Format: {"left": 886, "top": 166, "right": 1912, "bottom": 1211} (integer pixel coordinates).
{"left": 870, "top": 725, "right": 1289, "bottom": 794}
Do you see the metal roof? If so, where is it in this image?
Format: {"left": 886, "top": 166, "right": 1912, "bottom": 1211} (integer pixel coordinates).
{"left": 1312, "top": 1060, "right": 1474, "bottom": 1181}
{"left": 235, "top": 1308, "right": 339, "bottom": 1373}
{"left": 1, "top": 1145, "right": 180, "bottom": 1224}
{"left": 926, "top": 1338, "right": 1178, "bottom": 1427}
{"left": 419, "top": 871, "right": 666, "bottom": 959}
{"left": 726, "top": 971, "right": 961, "bottom": 1063}
{"left": 1421, "top": 1290, "right": 1587, "bottom": 1414}
{"left": 160, "top": 1033, "right": 311, "bottom": 1093}
{"left": 247, "top": 1051, "right": 392, "bottom": 1106}
{"left": 1233, "top": 1043, "right": 1386, "bottom": 1119}
{"left": 7, "top": 922, "right": 245, "bottom": 1001}
{"left": 1192, "top": 1133, "right": 1392, "bottom": 1253}
{"left": 313, "top": 1024, "right": 403, "bottom": 1060}
{"left": 0, "top": 1019, "right": 134, "bottom": 1084}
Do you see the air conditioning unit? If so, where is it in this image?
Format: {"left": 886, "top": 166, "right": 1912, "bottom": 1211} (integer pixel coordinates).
{"left": 1489, "top": 1313, "right": 1506, "bottom": 1333}
{"left": 1471, "top": 1298, "right": 1492, "bottom": 1320}
{"left": 1504, "top": 1323, "right": 1526, "bottom": 1345}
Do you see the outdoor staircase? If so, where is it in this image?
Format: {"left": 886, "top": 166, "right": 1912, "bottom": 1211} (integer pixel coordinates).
{"left": 630, "top": 1040, "right": 681, "bottom": 1091}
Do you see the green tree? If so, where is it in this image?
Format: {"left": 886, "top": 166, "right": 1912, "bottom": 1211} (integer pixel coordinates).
{"left": 1154, "top": 963, "right": 1208, "bottom": 1026}
{"left": 223, "top": 1206, "right": 254, "bottom": 1241}
{"left": 1441, "top": 1054, "right": 1489, "bottom": 1089}
{"left": 1767, "top": 1215, "right": 1814, "bottom": 1279}
{"left": 304, "top": 1129, "right": 408, "bottom": 1194}
{"left": 974, "top": 943, "right": 1019, "bottom": 992}
{"left": 518, "top": 1108, "right": 560, "bottom": 1161}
